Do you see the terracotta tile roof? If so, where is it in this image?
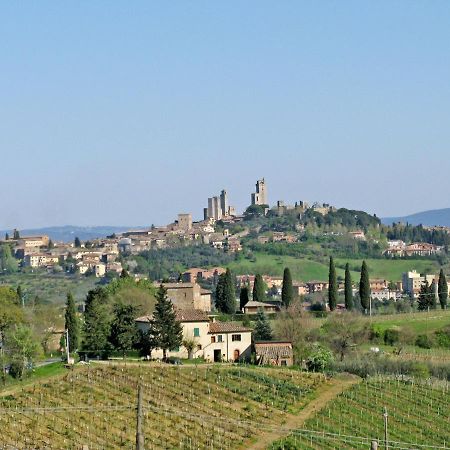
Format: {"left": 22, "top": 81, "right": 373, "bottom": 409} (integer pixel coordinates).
{"left": 135, "top": 308, "right": 209, "bottom": 323}
{"left": 175, "top": 309, "right": 209, "bottom": 322}
{"left": 254, "top": 342, "right": 293, "bottom": 363}
{"left": 208, "top": 322, "right": 253, "bottom": 334}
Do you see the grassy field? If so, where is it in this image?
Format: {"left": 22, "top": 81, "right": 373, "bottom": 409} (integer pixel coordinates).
{"left": 0, "top": 363, "right": 327, "bottom": 449}
{"left": 0, "top": 272, "right": 99, "bottom": 304}
{"left": 336, "top": 257, "right": 440, "bottom": 282}
{"left": 229, "top": 252, "right": 439, "bottom": 283}
{"left": 370, "top": 309, "right": 450, "bottom": 334}
{"left": 272, "top": 376, "right": 450, "bottom": 449}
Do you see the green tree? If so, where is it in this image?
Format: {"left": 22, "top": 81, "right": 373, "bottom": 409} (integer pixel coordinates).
{"left": 430, "top": 280, "right": 438, "bottom": 310}
{"left": 223, "top": 268, "right": 236, "bottom": 314}
{"left": 152, "top": 285, "right": 183, "bottom": 360}
{"left": 182, "top": 338, "right": 197, "bottom": 360}
{"left": 65, "top": 293, "right": 79, "bottom": 352}
{"left": 120, "top": 268, "right": 130, "bottom": 278}
{"left": 137, "top": 325, "right": 157, "bottom": 358}
{"left": 328, "top": 257, "right": 338, "bottom": 311}
{"left": 253, "top": 309, "right": 272, "bottom": 341}
{"left": 344, "top": 263, "right": 354, "bottom": 310}
{"left": 82, "top": 288, "right": 111, "bottom": 358}
{"left": 0, "top": 244, "right": 18, "bottom": 274}
{"left": 253, "top": 274, "right": 266, "bottom": 303}
{"left": 281, "top": 267, "right": 294, "bottom": 308}
{"left": 13, "top": 229, "right": 20, "bottom": 240}
{"left": 359, "top": 260, "right": 370, "bottom": 313}
{"left": 6, "top": 324, "right": 40, "bottom": 379}
{"left": 215, "top": 273, "right": 226, "bottom": 312}
{"left": 74, "top": 237, "right": 81, "bottom": 248}
{"left": 47, "top": 239, "right": 54, "bottom": 250}
{"left": 417, "top": 281, "right": 433, "bottom": 311}
{"left": 438, "top": 269, "right": 448, "bottom": 310}
{"left": 239, "top": 285, "right": 250, "bottom": 310}
{"left": 108, "top": 303, "right": 138, "bottom": 358}
{"left": 16, "top": 285, "right": 24, "bottom": 307}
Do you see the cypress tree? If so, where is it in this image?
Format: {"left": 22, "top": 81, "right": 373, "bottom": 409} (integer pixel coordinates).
{"left": 253, "top": 309, "right": 272, "bottom": 341}
{"left": 281, "top": 267, "right": 294, "bottom": 308}
{"left": 430, "top": 280, "right": 438, "bottom": 310}
{"left": 215, "top": 273, "right": 226, "bottom": 312}
{"left": 328, "top": 257, "right": 338, "bottom": 311}
{"left": 65, "top": 292, "right": 79, "bottom": 352}
{"left": 359, "top": 260, "right": 371, "bottom": 313}
{"left": 239, "top": 285, "right": 250, "bottom": 310}
{"left": 253, "top": 274, "right": 266, "bottom": 303}
{"left": 74, "top": 237, "right": 81, "bottom": 248}
{"left": 438, "top": 269, "right": 448, "bottom": 310}
{"left": 344, "top": 263, "right": 353, "bottom": 310}
{"left": 153, "top": 285, "right": 183, "bottom": 360}
{"left": 223, "top": 268, "right": 236, "bottom": 314}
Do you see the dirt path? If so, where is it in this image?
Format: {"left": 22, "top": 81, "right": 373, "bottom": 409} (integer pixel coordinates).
{"left": 246, "top": 374, "right": 360, "bottom": 450}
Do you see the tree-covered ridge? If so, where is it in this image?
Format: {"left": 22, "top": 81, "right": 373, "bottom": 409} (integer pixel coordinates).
{"left": 133, "top": 245, "right": 235, "bottom": 280}
{"left": 387, "top": 222, "right": 450, "bottom": 246}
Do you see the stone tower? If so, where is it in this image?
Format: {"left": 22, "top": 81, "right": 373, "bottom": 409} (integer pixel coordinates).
{"left": 220, "top": 190, "right": 228, "bottom": 217}
{"left": 251, "top": 178, "right": 267, "bottom": 206}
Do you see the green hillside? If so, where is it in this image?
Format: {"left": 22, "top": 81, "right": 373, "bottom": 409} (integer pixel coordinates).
{"left": 229, "top": 253, "right": 439, "bottom": 282}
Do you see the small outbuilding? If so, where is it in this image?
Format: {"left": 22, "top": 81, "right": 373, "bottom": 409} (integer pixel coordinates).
{"left": 254, "top": 341, "right": 294, "bottom": 366}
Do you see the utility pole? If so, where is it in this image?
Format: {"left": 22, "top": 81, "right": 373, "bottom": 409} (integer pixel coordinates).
{"left": 136, "top": 384, "right": 144, "bottom": 450}
{"left": 383, "top": 406, "right": 389, "bottom": 450}
{"left": 65, "top": 329, "right": 70, "bottom": 363}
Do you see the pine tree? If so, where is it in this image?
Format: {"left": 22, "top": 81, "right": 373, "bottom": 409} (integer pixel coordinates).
{"left": 328, "top": 257, "right": 338, "bottom": 311}
{"left": 344, "top": 263, "right": 354, "bottom": 310}
{"left": 74, "top": 237, "right": 81, "bottom": 248}
{"left": 438, "top": 269, "right": 448, "bottom": 310}
{"left": 153, "top": 285, "right": 183, "bottom": 360}
{"left": 239, "top": 285, "right": 250, "bottom": 310}
{"left": 417, "top": 281, "right": 433, "bottom": 311}
{"left": 253, "top": 274, "right": 266, "bottom": 303}
{"left": 65, "top": 293, "right": 79, "bottom": 353}
{"left": 253, "top": 309, "right": 273, "bottom": 341}
{"left": 359, "top": 260, "right": 371, "bottom": 313}
{"left": 223, "top": 268, "right": 236, "bottom": 314}
{"left": 281, "top": 267, "right": 294, "bottom": 308}
{"left": 109, "top": 303, "right": 138, "bottom": 358}
{"left": 82, "top": 288, "right": 111, "bottom": 358}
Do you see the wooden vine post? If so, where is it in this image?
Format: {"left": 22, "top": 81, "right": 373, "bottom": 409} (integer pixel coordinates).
{"left": 136, "top": 384, "right": 144, "bottom": 450}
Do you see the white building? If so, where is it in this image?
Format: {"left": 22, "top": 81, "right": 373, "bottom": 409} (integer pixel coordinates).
{"left": 135, "top": 309, "right": 252, "bottom": 362}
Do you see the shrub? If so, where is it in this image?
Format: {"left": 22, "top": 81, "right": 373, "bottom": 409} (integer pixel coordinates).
{"left": 434, "top": 325, "right": 450, "bottom": 349}
{"left": 306, "top": 346, "right": 333, "bottom": 373}
{"left": 384, "top": 327, "right": 400, "bottom": 345}
{"left": 415, "top": 334, "right": 433, "bottom": 349}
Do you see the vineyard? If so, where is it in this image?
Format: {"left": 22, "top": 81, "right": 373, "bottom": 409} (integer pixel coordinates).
{"left": 271, "top": 376, "right": 450, "bottom": 449}
{"left": 0, "top": 363, "right": 326, "bottom": 449}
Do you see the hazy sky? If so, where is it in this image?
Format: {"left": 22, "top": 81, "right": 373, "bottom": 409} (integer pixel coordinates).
{"left": 1, "top": 2, "right": 450, "bottom": 229}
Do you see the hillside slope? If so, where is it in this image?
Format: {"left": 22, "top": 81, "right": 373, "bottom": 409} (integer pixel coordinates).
{"left": 0, "top": 364, "right": 327, "bottom": 449}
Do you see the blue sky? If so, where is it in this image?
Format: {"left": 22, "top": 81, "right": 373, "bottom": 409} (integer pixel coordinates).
{"left": 1, "top": 2, "right": 450, "bottom": 229}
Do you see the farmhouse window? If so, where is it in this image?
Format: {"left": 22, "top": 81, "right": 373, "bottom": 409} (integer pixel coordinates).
{"left": 218, "top": 335, "right": 223, "bottom": 342}
{"left": 231, "top": 334, "right": 241, "bottom": 342}
{"left": 194, "top": 327, "right": 200, "bottom": 337}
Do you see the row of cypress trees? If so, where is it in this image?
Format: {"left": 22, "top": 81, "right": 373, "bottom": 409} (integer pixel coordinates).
{"left": 328, "top": 257, "right": 370, "bottom": 312}
{"left": 328, "top": 257, "right": 448, "bottom": 312}
{"left": 216, "top": 267, "right": 295, "bottom": 313}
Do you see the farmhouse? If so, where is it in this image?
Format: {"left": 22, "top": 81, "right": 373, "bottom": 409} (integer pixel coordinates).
{"left": 135, "top": 310, "right": 252, "bottom": 362}
{"left": 242, "top": 301, "right": 278, "bottom": 315}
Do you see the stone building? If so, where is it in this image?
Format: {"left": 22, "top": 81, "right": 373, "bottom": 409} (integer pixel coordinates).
{"left": 251, "top": 178, "right": 267, "bottom": 206}
{"left": 158, "top": 282, "right": 212, "bottom": 312}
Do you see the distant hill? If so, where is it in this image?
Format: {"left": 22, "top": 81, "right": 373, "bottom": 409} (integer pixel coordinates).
{"left": 381, "top": 208, "right": 450, "bottom": 227}
{"left": 0, "top": 225, "right": 148, "bottom": 242}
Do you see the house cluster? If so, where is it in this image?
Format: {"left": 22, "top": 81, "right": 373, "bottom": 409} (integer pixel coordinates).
{"left": 385, "top": 240, "right": 444, "bottom": 257}
{"left": 2, "top": 233, "right": 123, "bottom": 277}
{"left": 135, "top": 281, "right": 293, "bottom": 365}
{"left": 118, "top": 213, "right": 242, "bottom": 254}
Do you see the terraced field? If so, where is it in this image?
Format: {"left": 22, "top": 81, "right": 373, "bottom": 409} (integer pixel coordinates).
{"left": 0, "top": 363, "right": 326, "bottom": 449}
{"left": 271, "top": 376, "right": 450, "bottom": 449}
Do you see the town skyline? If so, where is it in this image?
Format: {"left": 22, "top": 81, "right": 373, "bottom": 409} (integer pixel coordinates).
{"left": 2, "top": 2, "right": 450, "bottom": 229}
